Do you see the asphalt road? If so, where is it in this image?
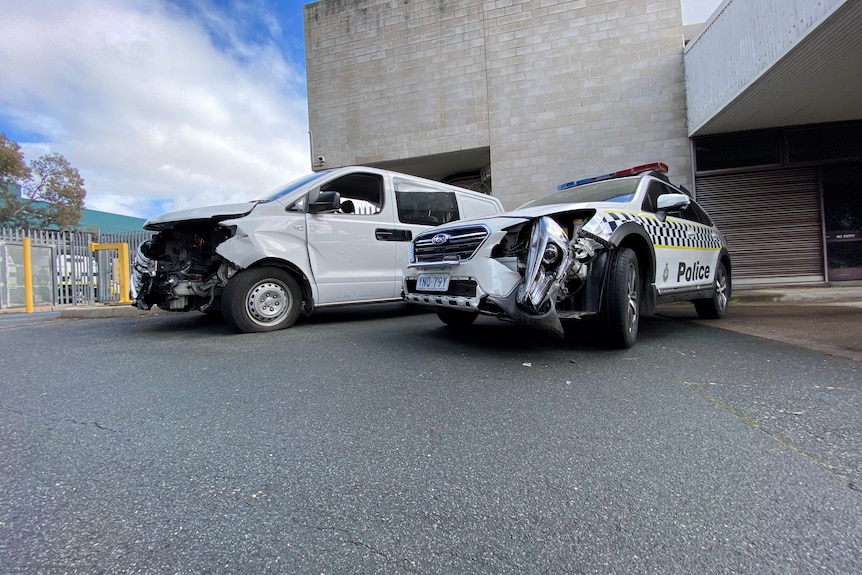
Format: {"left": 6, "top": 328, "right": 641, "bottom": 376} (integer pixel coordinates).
{"left": 661, "top": 300, "right": 862, "bottom": 363}
{"left": 1, "top": 305, "right": 860, "bottom": 574}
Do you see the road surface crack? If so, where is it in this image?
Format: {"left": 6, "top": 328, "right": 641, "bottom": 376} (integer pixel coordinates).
{"left": 683, "top": 381, "right": 857, "bottom": 491}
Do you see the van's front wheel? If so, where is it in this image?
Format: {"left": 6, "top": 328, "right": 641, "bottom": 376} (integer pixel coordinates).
{"left": 223, "top": 267, "right": 301, "bottom": 333}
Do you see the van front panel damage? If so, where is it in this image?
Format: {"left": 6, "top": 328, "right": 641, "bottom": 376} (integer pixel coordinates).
{"left": 132, "top": 221, "right": 238, "bottom": 312}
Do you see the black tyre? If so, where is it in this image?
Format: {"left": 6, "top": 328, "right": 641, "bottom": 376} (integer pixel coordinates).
{"left": 600, "top": 247, "right": 640, "bottom": 348}
{"left": 222, "top": 267, "right": 302, "bottom": 333}
{"left": 694, "top": 261, "right": 730, "bottom": 319}
{"left": 437, "top": 309, "right": 479, "bottom": 327}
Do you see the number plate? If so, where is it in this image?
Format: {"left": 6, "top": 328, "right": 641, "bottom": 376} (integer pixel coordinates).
{"left": 416, "top": 273, "right": 450, "bottom": 292}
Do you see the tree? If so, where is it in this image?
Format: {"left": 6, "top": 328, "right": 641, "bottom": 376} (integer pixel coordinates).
{"left": 0, "top": 133, "right": 87, "bottom": 229}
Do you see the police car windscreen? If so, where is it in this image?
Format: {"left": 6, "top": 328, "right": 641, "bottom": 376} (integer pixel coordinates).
{"left": 520, "top": 178, "right": 639, "bottom": 209}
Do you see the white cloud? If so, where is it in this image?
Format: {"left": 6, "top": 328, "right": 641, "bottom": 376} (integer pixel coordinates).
{"left": 0, "top": 0, "right": 310, "bottom": 219}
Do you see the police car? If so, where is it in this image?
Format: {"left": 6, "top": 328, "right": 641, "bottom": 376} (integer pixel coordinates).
{"left": 402, "top": 163, "right": 731, "bottom": 348}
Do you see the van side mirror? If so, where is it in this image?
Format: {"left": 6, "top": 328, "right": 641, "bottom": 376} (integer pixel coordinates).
{"left": 656, "top": 193, "right": 690, "bottom": 221}
{"left": 308, "top": 191, "right": 341, "bottom": 213}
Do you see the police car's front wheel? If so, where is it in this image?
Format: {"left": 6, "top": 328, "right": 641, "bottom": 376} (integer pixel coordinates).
{"left": 694, "top": 261, "right": 730, "bottom": 319}
{"left": 600, "top": 247, "right": 640, "bottom": 349}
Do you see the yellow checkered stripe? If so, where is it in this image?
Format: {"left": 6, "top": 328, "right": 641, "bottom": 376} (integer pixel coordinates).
{"left": 602, "top": 212, "right": 723, "bottom": 249}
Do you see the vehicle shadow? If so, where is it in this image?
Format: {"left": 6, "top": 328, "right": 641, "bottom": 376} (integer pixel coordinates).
{"left": 297, "top": 302, "right": 431, "bottom": 325}
{"left": 136, "top": 302, "right": 430, "bottom": 335}
{"left": 408, "top": 312, "right": 693, "bottom": 355}
{"left": 136, "top": 310, "right": 235, "bottom": 334}
{"left": 136, "top": 302, "right": 702, "bottom": 349}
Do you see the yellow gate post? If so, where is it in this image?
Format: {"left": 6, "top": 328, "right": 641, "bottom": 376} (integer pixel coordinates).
{"left": 89, "top": 242, "right": 132, "bottom": 304}
{"left": 23, "top": 237, "right": 34, "bottom": 313}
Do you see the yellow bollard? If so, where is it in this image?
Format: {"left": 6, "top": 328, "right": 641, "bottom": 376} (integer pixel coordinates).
{"left": 23, "top": 237, "right": 34, "bottom": 313}
{"left": 89, "top": 242, "right": 133, "bottom": 304}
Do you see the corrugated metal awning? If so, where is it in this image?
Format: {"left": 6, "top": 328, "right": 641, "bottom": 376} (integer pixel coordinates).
{"left": 685, "top": 0, "right": 862, "bottom": 136}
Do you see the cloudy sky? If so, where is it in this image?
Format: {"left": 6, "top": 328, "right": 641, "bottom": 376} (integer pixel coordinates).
{"left": 0, "top": 0, "right": 722, "bottom": 220}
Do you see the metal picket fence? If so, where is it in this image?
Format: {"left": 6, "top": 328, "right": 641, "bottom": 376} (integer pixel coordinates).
{"left": 0, "top": 226, "right": 153, "bottom": 308}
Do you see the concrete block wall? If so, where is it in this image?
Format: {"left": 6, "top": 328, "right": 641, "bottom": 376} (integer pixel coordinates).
{"left": 305, "top": 0, "right": 692, "bottom": 208}
{"left": 304, "top": 0, "right": 492, "bottom": 167}
{"left": 484, "top": 0, "right": 691, "bottom": 207}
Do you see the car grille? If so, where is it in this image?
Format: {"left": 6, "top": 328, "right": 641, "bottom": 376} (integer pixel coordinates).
{"left": 413, "top": 226, "right": 489, "bottom": 263}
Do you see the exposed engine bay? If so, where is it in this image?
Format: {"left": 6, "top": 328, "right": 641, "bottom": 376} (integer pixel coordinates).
{"left": 132, "top": 224, "right": 236, "bottom": 313}
{"left": 482, "top": 211, "right": 611, "bottom": 333}
{"left": 405, "top": 208, "right": 618, "bottom": 338}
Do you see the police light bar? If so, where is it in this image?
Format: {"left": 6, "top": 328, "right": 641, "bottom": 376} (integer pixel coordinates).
{"left": 557, "top": 162, "right": 668, "bottom": 191}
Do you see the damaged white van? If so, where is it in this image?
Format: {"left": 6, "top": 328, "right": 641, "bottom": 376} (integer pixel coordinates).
{"left": 132, "top": 167, "right": 503, "bottom": 332}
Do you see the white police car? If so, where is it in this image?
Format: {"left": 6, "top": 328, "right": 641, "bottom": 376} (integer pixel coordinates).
{"left": 402, "top": 163, "right": 731, "bottom": 348}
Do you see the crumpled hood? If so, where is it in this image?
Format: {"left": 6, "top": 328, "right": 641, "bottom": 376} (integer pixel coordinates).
{"left": 144, "top": 201, "right": 259, "bottom": 230}
{"left": 504, "top": 203, "right": 602, "bottom": 218}
{"left": 424, "top": 203, "right": 601, "bottom": 233}
{"left": 426, "top": 213, "right": 531, "bottom": 233}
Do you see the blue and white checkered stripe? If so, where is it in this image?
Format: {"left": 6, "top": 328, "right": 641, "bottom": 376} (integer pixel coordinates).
{"left": 601, "top": 212, "right": 723, "bottom": 249}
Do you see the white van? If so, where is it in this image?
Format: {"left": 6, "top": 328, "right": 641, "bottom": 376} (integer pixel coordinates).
{"left": 132, "top": 167, "right": 503, "bottom": 332}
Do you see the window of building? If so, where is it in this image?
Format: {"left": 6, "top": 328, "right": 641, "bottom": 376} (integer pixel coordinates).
{"left": 695, "top": 131, "right": 781, "bottom": 171}
{"left": 787, "top": 124, "right": 862, "bottom": 163}
{"left": 823, "top": 163, "right": 862, "bottom": 281}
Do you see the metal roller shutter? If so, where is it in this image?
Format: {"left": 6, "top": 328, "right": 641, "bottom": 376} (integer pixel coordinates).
{"left": 695, "top": 168, "right": 823, "bottom": 284}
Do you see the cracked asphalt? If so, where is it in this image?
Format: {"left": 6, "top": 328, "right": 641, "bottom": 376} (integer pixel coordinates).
{"left": 1, "top": 304, "right": 860, "bottom": 574}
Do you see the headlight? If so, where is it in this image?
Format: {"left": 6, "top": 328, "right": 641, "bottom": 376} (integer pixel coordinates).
{"left": 542, "top": 243, "right": 561, "bottom": 266}
{"left": 518, "top": 216, "right": 572, "bottom": 311}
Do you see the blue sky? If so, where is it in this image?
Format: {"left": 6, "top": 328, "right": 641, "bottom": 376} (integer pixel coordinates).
{"left": 0, "top": 0, "right": 721, "bottom": 220}
{"left": 0, "top": 0, "right": 311, "bottom": 218}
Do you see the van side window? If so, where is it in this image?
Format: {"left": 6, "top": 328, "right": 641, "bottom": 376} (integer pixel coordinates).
{"left": 394, "top": 177, "right": 460, "bottom": 225}
{"left": 320, "top": 173, "right": 384, "bottom": 215}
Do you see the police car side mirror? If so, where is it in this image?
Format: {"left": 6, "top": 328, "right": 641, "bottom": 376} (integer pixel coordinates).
{"left": 656, "top": 193, "right": 690, "bottom": 221}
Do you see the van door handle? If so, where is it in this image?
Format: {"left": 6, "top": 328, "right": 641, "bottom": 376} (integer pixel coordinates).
{"left": 375, "top": 228, "right": 412, "bottom": 241}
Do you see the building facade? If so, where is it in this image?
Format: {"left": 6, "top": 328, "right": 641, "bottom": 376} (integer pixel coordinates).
{"left": 684, "top": 0, "right": 862, "bottom": 284}
{"left": 304, "top": 0, "right": 862, "bottom": 285}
